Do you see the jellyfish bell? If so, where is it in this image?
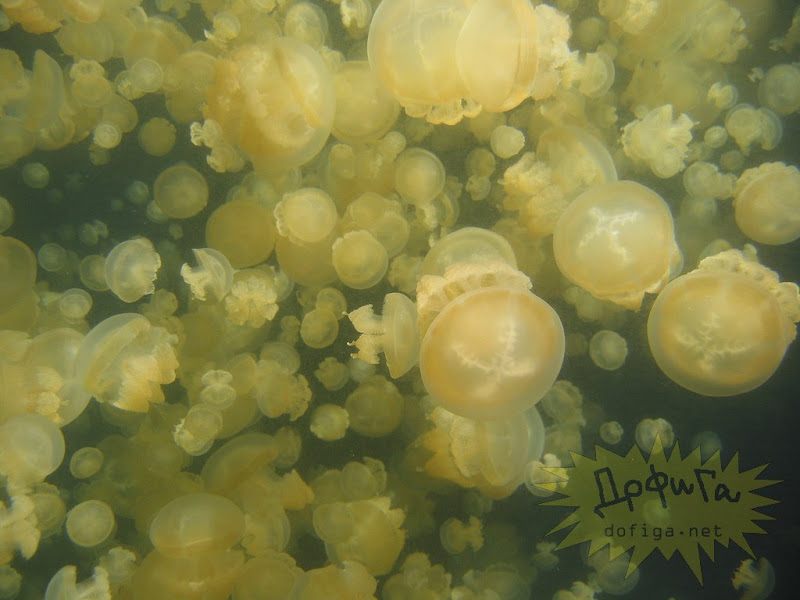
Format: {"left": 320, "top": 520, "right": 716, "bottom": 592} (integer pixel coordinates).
{"left": 647, "top": 250, "right": 800, "bottom": 397}
{"left": 553, "top": 180, "right": 682, "bottom": 310}
{"left": 419, "top": 285, "right": 565, "bottom": 420}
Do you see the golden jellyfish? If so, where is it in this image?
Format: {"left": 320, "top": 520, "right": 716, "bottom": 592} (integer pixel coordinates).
{"left": 332, "top": 61, "right": 400, "bottom": 144}
{"left": 647, "top": 250, "right": 800, "bottom": 397}
{"left": 419, "top": 286, "right": 564, "bottom": 420}
{"left": 65, "top": 500, "right": 116, "bottom": 548}
{"left": 419, "top": 226, "right": 517, "bottom": 278}
{"left": 201, "top": 38, "right": 335, "bottom": 173}
{"left": 154, "top": 164, "right": 209, "bottom": 219}
{"left": 733, "top": 162, "right": 800, "bottom": 245}
{"left": 104, "top": 237, "right": 162, "bottom": 303}
{"left": 73, "top": 312, "right": 179, "bottom": 412}
{"left": 205, "top": 201, "right": 276, "bottom": 269}
{"left": 553, "top": 180, "right": 682, "bottom": 310}
{"left": 149, "top": 492, "right": 245, "bottom": 558}
{"left": 0, "top": 414, "right": 65, "bottom": 489}
{"left": 139, "top": 117, "right": 177, "bottom": 157}
{"left": 367, "top": 0, "right": 540, "bottom": 123}
{"left": 273, "top": 187, "right": 338, "bottom": 246}
{"left": 331, "top": 230, "right": 388, "bottom": 290}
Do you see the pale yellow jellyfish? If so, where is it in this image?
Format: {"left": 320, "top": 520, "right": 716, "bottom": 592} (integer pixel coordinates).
{"left": 149, "top": 492, "right": 245, "bottom": 558}
{"left": 367, "top": 0, "right": 539, "bottom": 123}
{"left": 332, "top": 61, "right": 400, "bottom": 144}
{"left": 65, "top": 500, "right": 116, "bottom": 548}
{"left": 104, "top": 237, "right": 161, "bottom": 303}
{"left": 647, "top": 250, "right": 800, "bottom": 396}
{"left": 331, "top": 230, "right": 388, "bottom": 290}
{"left": 200, "top": 38, "right": 335, "bottom": 173}
{"left": 589, "top": 330, "right": 628, "bottom": 371}
{"left": 273, "top": 188, "right": 338, "bottom": 246}
{"left": 393, "top": 147, "right": 446, "bottom": 207}
{"left": 0, "top": 414, "right": 65, "bottom": 490}
{"left": 153, "top": 164, "right": 209, "bottom": 219}
{"left": 138, "top": 117, "right": 177, "bottom": 156}
{"left": 419, "top": 286, "right": 564, "bottom": 420}
{"left": 205, "top": 201, "right": 276, "bottom": 268}
{"left": 733, "top": 162, "right": 800, "bottom": 245}
{"left": 553, "top": 180, "right": 682, "bottom": 310}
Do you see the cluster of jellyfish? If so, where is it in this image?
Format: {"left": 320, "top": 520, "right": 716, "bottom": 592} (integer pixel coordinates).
{"left": 0, "top": 0, "right": 798, "bottom": 598}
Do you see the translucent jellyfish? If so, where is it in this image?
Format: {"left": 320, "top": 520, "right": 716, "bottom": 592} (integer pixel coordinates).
{"left": 273, "top": 188, "right": 338, "bottom": 246}
{"left": 205, "top": 201, "right": 276, "bottom": 268}
{"left": 149, "top": 493, "right": 245, "bottom": 558}
{"left": 180, "top": 248, "right": 234, "bottom": 302}
{"left": 758, "top": 63, "right": 800, "bottom": 116}
{"left": 589, "top": 330, "right": 628, "bottom": 371}
{"left": 345, "top": 376, "right": 404, "bottom": 437}
{"left": 332, "top": 61, "right": 400, "bottom": 144}
{"left": 393, "top": 148, "right": 446, "bottom": 207}
{"left": 69, "top": 447, "right": 104, "bottom": 479}
{"left": 440, "top": 516, "right": 483, "bottom": 554}
{"left": 620, "top": 104, "right": 695, "bottom": 178}
{"left": 232, "top": 553, "right": 302, "bottom": 600}
{"left": 634, "top": 417, "right": 675, "bottom": 453}
{"left": 104, "top": 237, "right": 162, "bottom": 303}
{"left": 733, "top": 162, "right": 800, "bottom": 245}
{"left": 536, "top": 126, "right": 618, "bottom": 199}
{"left": 332, "top": 230, "right": 388, "bottom": 290}
{"left": 599, "top": 421, "right": 624, "bottom": 445}
{"left": 420, "top": 286, "right": 564, "bottom": 420}
{"left": 300, "top": 308, "right": 339, "bottom": 349}
{"left": 310, "top": 404, "right": 350, "bottom": 441}
{"left": 340, "top": 193, "right": 410, "bottom": 258}
{"left": 732, "top": 557, "right": 775, "bottom": 600}
{"left": 74, "top": 313, "right": 179, "bottom": 412}
{"left": 367, "top": 0, "right": 540, "bottom": 123}
{"left": 21, "top": 162, "right": 49, "bottom": 188}
{"left": 65, "top": 500, "right": 116, "bottom": 548}
{"left": 314, "top": 497, "right": 405, "bottom": 575}
{"left": 553, "top": 180, "right": 682, "bottom": 310}
{"left": 647, "top": 250, "right": 799, "bottom": 396}
{"left": 154, "top": 164, "right": 209, "bottom": 219}
{"left": 44, "top": 566, "right": 110, "bottom": 600}
{"left": 0, "top": 414, "right": 65, "bottom": 490}
{"left": 348, "top": 292, "right": 420, "bottom": 378}
{"left": 138, "top": 117, "right": 177, "bottom": 157}
{"left": 419, "top": 226, "right": 517, "bottom": 278}
{"left": 201, "top": 38, "right": 335, "bottom": 173}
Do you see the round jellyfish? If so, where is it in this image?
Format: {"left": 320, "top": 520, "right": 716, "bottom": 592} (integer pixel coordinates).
{"left": 419, "top": 286, "right": 564, "bottom": 420}
{"left": 733, "top": 162, "right": 800, "bottom": 245}
{"left": 104, "top": 237, "right": 161, "bottom": 303}
{"left": 647, "top": 250, "right": 799, "bottom": 397}
{"left": 553, "top": 180, "right": 682, "bottom": 310}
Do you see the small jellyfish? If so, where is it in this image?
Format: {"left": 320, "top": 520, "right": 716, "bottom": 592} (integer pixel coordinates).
{"left": 153, "top": 164, "right": 209, "bottom": 219}
{"left": 65, "top": 500, "right": 116, "bottom": 548}
{"left": 205, "top": 201, "right": 276, "bottom": 268}
{"left": 635, "top": 417, "right": 675, "bottom": 453}
{"left": 733, "top": 162, "right": 800, "bottom": 245}
{"left": 149, "top": 492, "right": 245, "bottom": 558}
{"left": 331, "top": 230, "right": 388, "bottom": 290}
{"left": 732, "top": 557, "right": 775, "bottom": 600}
{"left": 104, "top": 237, "right": 161, "bottom": 303}
{"left": 589, "top": 330, "right": 628, "bottom": 371}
